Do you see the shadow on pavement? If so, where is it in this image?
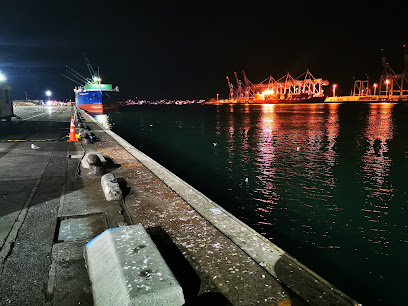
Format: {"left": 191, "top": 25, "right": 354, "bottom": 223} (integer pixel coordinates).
{"left": 146, "top": 226, "right": 232, "bottom": 305}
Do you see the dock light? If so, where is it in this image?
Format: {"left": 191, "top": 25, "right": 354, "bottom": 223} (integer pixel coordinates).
{"left": 0, "top": 72, "right": 7, "bottom": 82}
{"left": 332, "top": 84, "right": 337, "bottom": 97}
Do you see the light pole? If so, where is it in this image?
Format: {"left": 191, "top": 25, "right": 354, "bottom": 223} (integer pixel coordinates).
{"left": 385, "top": 79, "right": 390, "bottom": 97}
{"left": 0, "top": 72, "right": 6, "bottom": 83}
{"left": 216, "top": 93, "right": 219, "bottom": 101}
{"left": 373, "top": 83, "right": 378, "bottom": 96}
{"left": 45, "top": 90, "right": 52, "bottom": 104}
{"left": 332, "top": 84, "right": 337, "bottom": 97}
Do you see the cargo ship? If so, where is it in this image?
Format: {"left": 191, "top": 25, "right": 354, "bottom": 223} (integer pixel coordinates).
{"left": 251, "top": 93, "right": 326, "bottom": 104}
{"left": 63, "top": 54, "right": 120, "bottom": 113}
{"left": 250, "top": 71, "right": 328, "bottom": 104}
{"left": 74, "top": 78, "right": 120, "bottom": 113}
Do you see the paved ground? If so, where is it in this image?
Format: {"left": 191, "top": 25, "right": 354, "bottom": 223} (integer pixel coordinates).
{"left": 0, "top": 106, "right": 357, "bottom": 306}
{"left": 0, "top": 107, "right": 74, "bottom": 305}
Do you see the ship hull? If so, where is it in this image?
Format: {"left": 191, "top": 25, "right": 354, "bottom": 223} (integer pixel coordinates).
{"left": 252, "top": 96, "right": 326, "bottom": 104}
{"left": 76, "top": 90, "right": 120, "bottom": 113}
{"left": 206, "top": 96, "right": 327, "bottom": 105}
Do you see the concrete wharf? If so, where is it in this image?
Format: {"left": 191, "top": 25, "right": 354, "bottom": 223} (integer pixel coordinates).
{"left": 0, "top": 106, "right": 359, "bottom": 305}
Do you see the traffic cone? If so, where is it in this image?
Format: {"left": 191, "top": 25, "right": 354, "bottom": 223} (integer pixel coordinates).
{"left": 67, "top": 116, "right": 78, "bottom": 142}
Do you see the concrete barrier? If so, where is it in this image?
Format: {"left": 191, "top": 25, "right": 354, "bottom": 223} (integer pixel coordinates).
{"left": 85, "top": 225, "right": 185, "bottom": 306}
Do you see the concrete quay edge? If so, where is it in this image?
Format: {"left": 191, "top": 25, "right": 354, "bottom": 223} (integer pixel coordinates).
{"left": 82, "top": 109, "right": 360, "bottom": 306}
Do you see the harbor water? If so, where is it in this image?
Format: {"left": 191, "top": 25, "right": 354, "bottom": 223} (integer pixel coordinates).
{"left": 95, "top": 103, "right": 408, "bottom": 305}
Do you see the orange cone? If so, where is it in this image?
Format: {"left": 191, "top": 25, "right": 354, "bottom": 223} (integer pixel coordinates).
{"left": 67, "top": 116, "right": 78, "bottom": 142}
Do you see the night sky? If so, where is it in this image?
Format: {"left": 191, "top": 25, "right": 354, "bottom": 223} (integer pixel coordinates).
{"left": 1, "top": 0, "right": 406, "bottom": 101}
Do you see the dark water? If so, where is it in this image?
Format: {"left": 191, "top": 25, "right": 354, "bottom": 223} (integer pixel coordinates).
{"left": 97, "top": 103, "right": 408, "bottom": 305}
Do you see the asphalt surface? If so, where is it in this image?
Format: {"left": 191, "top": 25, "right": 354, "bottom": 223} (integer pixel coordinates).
{"left": 0, "top": 106, "right": 73, "bottom": 305}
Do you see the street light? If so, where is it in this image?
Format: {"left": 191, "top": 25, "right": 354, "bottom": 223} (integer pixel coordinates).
{"left": 45, "top": 90, "right": 52, "bottom": 105}
{"left": 332, "top": 84, "right": 337, "bottom": 97}
{"left": 373, "top": 83, "right": 378, "bottom": 96}
{"left": 0, "top": 72, "right": 7, "bottom": 82}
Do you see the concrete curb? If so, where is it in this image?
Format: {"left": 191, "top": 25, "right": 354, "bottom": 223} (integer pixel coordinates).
{"left": 83, "top": 110, "right": 359, "bottom": 305}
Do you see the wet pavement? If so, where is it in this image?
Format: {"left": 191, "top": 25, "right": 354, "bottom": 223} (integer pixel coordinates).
{"left": 0, "top": 106, "right": 358, "bottom": 306}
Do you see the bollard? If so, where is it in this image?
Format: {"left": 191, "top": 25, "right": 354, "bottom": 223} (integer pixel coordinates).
{"left": 81, "top": 153, "right": 105, "bottom": 176}
{"left": 82, "top": 133, "right": 92, "bottom": 144}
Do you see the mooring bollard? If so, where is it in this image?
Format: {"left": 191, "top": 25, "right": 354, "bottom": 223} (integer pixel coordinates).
{"left": 81, "top": 153, "right": 105, "bottom": 176}
{"left": 82, "top": 133, "right": 92, "bottom": 144}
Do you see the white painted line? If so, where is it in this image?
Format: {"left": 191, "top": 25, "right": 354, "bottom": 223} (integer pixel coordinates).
{"left": 22, "top": 113, "right": 46, "bottom": 121}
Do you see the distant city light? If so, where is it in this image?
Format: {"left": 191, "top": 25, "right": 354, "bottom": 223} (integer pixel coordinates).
{"left": 0, "top": 72, "right": 7, "bottom": 82}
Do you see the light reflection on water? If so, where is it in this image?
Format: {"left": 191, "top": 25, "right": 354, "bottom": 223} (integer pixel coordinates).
{"left": 253, "top": 104, "right": 342, "bottom": 246}
{"left": 361, "top": 103, "right": 394, "bottom": 256}
{"left": 103, "top": 103, "right": 408, "bottom": 305}
{"left": 94, "top": 114, "right": 111, "bottom": 129}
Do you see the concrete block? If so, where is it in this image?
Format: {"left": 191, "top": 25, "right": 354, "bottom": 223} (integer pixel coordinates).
{"left": 101, "top": 173, "right": 123, "bottom": 201}
{"left": 85, "top": 225, "right": 185, "bottom": 306}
